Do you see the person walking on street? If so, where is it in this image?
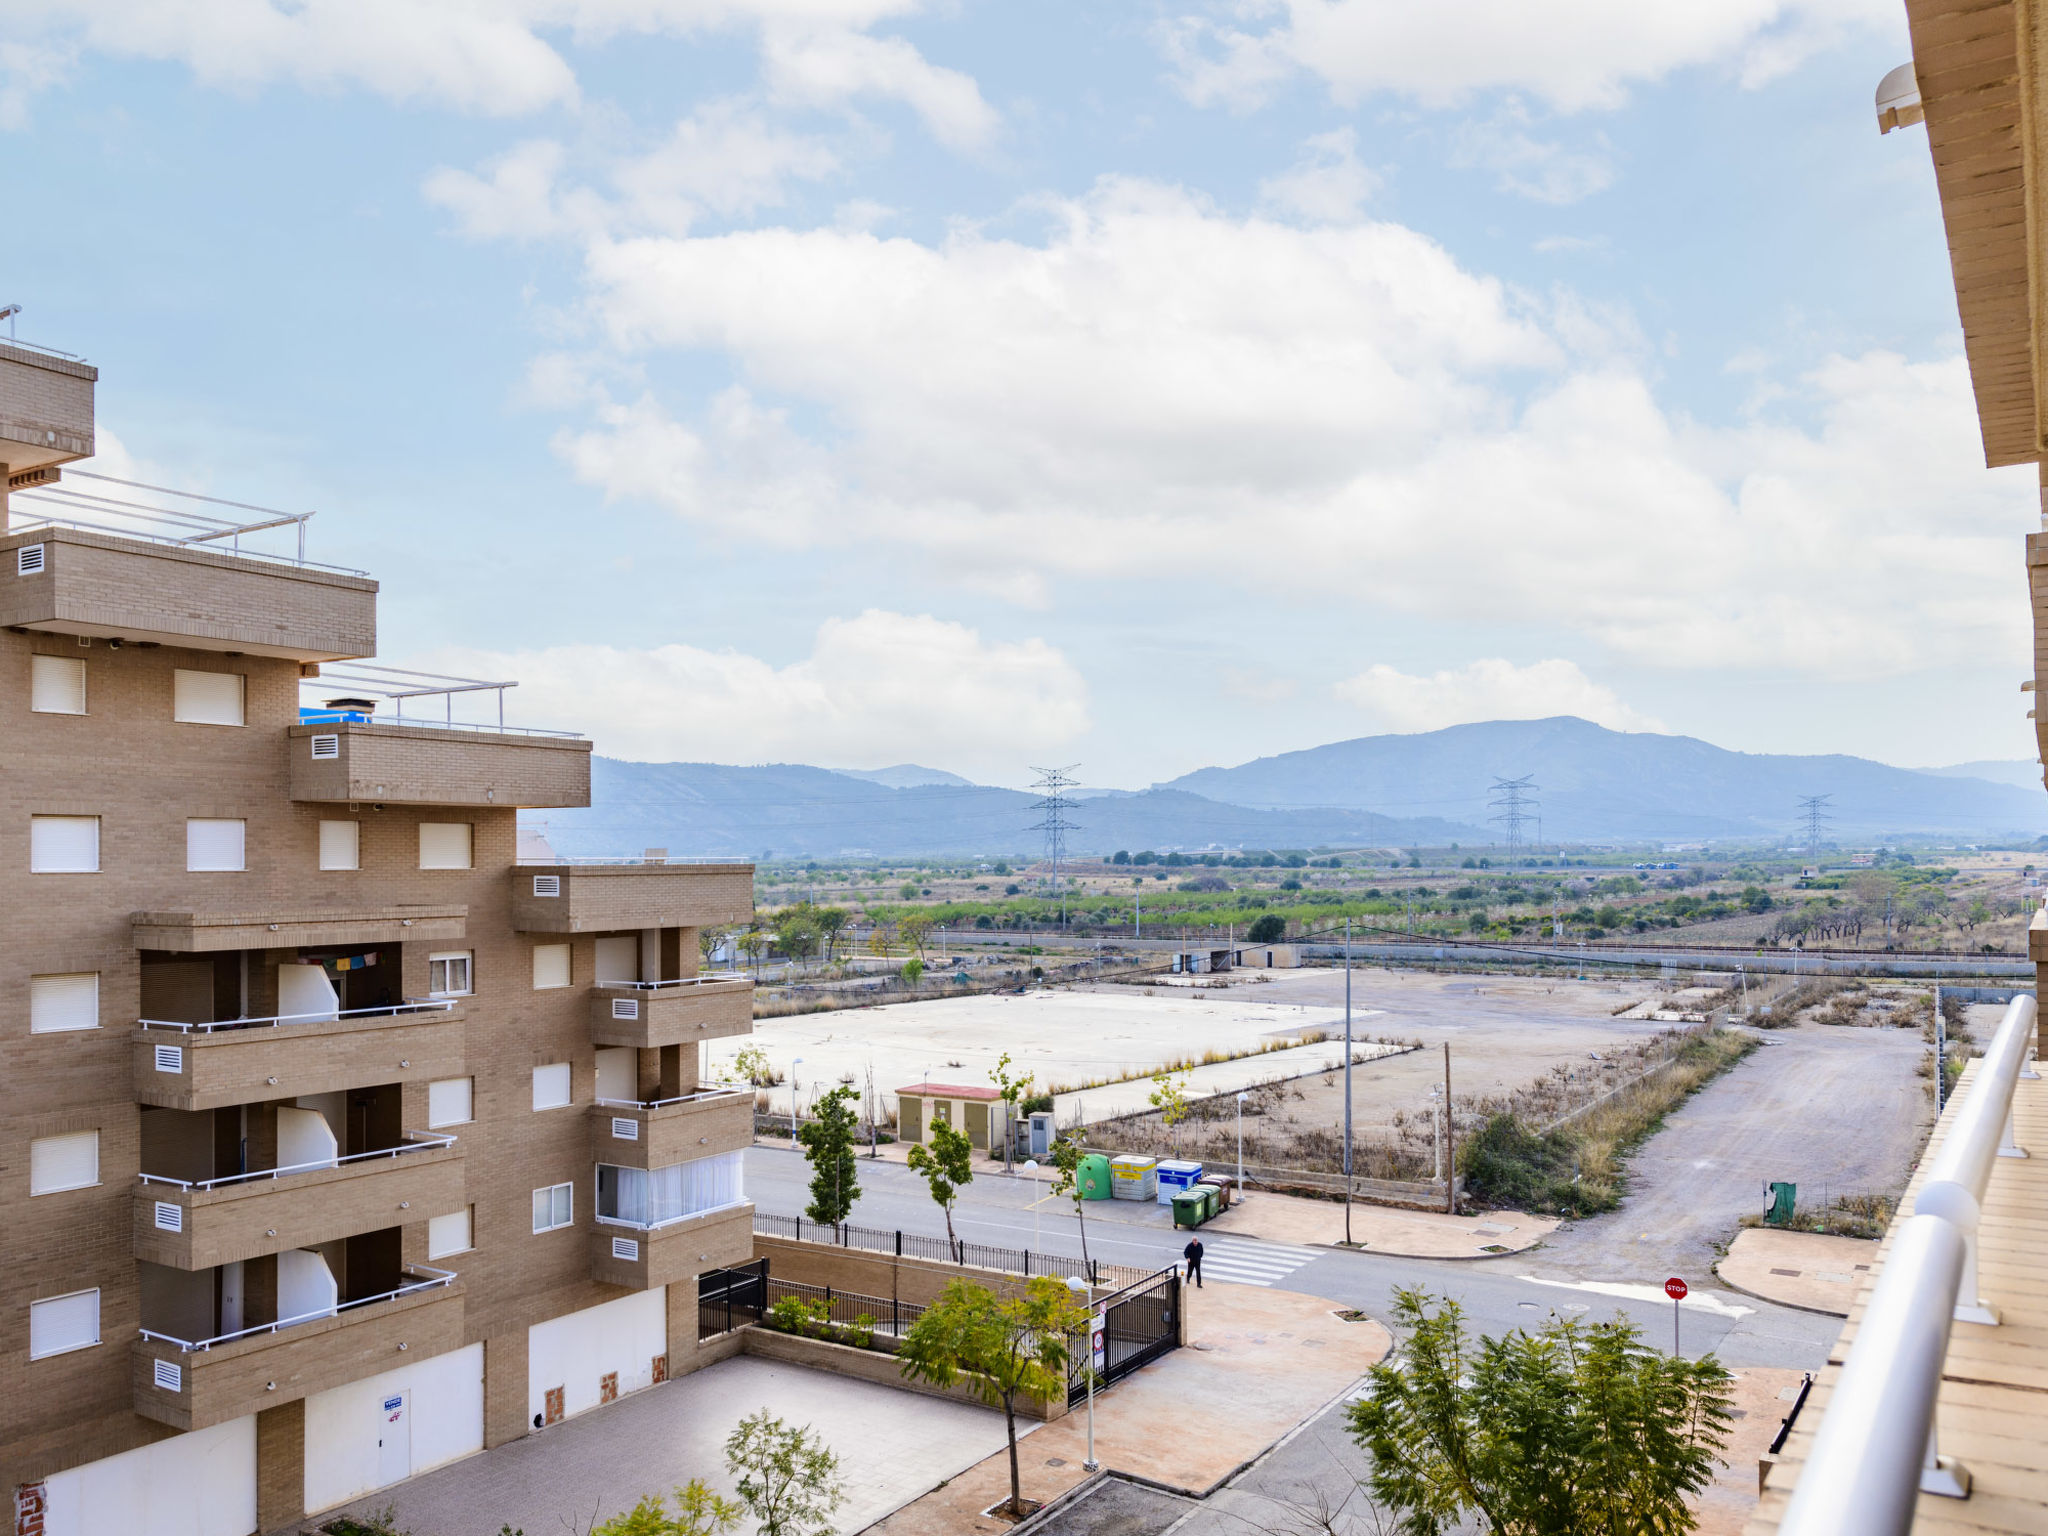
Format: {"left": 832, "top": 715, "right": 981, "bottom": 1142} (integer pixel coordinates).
{"left": 1183, "top": 1235, "right": 1204, "bottom": 1288}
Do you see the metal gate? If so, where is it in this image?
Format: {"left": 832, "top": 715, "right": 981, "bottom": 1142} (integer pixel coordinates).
{"left": 698, "top": 1258, "right": 768, "bottom": 1340}
{"left": 1072, "top": 1267, "right": 1179, "bottom": 1405}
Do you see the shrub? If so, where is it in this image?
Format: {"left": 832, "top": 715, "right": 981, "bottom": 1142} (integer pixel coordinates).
{"left": 1246, "top": 913, "right": 1287, "bottom": 944}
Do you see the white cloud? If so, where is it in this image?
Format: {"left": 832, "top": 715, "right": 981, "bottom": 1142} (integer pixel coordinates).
{"left": 1451, "top": 108, "right": 1614, "bottom": 205}
{"left": 760, "top": 24, "right": 997, "bottom": 149}
{"left": 540, "top": 177, "right": 2033, "bottom": 679}
{"left": 432, "top": 609, "right": 1087, "bottom": 773}
{"left": 1333, "top": 658, "right": 1666, "bottom": 734}
{"left": 1257, "top": 128, "right": 1379, "bottom": 223}
{"left": 1161, "top": 0, "right": 1901, "bottom": 114}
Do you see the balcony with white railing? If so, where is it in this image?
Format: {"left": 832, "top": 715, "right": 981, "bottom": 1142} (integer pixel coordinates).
{"left": 135, "top": 999, "right": 465, "bottom": 1110}
{"left": 591, "top": 1088, "right": 753, "bottom": 1168}
{"left": 134, "top": 1264, "right": 464, "bottom": 1431}
{"left": 510, "top": 861, "right": 755, "bottom": 935}
{"left": 589, "top": 975, "right": 755, "bottom": 1049}
{"left": 1750, "top": 994, "right": 2047, "bottom": 1534}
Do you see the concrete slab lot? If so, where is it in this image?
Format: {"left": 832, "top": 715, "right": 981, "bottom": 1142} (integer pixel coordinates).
{"left": 328, "top": 1357, "right": 1026, "bottom": 1536}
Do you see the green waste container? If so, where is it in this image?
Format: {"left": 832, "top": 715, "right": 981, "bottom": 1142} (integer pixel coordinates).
{"left": 1172, "top": 1189, "right": 1208, "bottom": 1229}
{"left": 1076, "top": 1154, "right": 1114, "bottom": 1201}
{"left": 1199, "top": 1184, "right": 1220, "bottom": 1221}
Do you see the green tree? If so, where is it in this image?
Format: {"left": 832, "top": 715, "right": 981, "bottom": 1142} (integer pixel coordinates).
{"left": 898, "top": 1278, "right": 1092, "bottom": 1519}
{"left": 724, "top": 1411, "right": 845, "bottom": 1536}
{"left": 795, "top": 1085, "right": 861, "bottom": 1232}
{"left": 898, "top": 912, "right": 936, "bottom": 959}
{"left": 591, "top": 1481, "right": 743, "bottom": 1536}
{"left": 900, "top": 957, "right": 925, "bottom": 985}
{"left": 737, "top": 924, "right": 768, "bottom": 977}
{"left": 907, "top": 1119, "right": 974, "bottom": 1260}
{"left": 815, "top": 906, "right": 850, "bottom": 961}
{"left": 990, "top": 1050, "right": 1034, "bottom": 1172}
{"left": 1246, "top": 913, "right": 1287, "bottom": 944}
{"left": 731, "top": 1044, "right": 772, "bottom": 1087}
{"left": 1048, "top": 1130, "right": 1093, "bottom": 1277}
{"left": 1349, "top": 1288, "right": 1733, "bottom": 1536}
{"left": 1148, "top": 1068, "right": 1193, "bottom": 1156}
{"left": 699, "top": 927, "right": 730, "bottom": 969}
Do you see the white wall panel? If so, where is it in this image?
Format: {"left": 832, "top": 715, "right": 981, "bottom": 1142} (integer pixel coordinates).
{"left": 41, "top": 1415, "right": 254, "bottom": 1536}
{"left": 527, "top": 1288, "right": 667, "bottom": 1425}
{"left": 302, "top": 1343, "right": 484, "bottom": 1515}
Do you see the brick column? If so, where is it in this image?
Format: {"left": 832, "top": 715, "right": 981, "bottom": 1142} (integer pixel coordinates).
{"left": 255, "top": 1400, "right": 305, "bottom": 1534}
{"left": 484, "top": 1335, "right": 528, "bottom": 1449}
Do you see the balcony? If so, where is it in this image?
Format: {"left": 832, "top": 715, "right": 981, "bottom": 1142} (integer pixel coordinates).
{"left": 591, "top": 1201, "right": 753, "bottom": 1292}
{"left": 134, "top": 1267, "right": 463, "bottom": 1432}
{"left": 0, "top": 340, "right": 94, "bottom": 474}
{"left": 135, "top": 1134, "right": 463, "bottom": 1269}
{"left": 132, "top": 904, "right": 466, "bottom": 953}
{"left": 509, "top": 861, "right": 755, "bottom": 934}
{"left": 288, "top": 719, "right": 590, "bottom": 810}
{"left": 0, "top": 525, "right": 375, "bottom": 662}
{"left": 591, "top": 1091, "right": 753, "bottom": 1170}
{"left": 590, "top": 977, "right": 755, "bottom": 1049}
{"left": 136, "top": 1001, "right": 465, "bottom": 1111}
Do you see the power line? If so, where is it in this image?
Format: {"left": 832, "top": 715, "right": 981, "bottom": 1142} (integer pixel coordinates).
{"left": 1488, "top": 775, "right": 1539, "bottom": 863}
{"left": 1026, "top": 764, "right": 1083, "bottom": 926}
{"left": 1796, "top": 794, "right": 1833, "bottom": 859}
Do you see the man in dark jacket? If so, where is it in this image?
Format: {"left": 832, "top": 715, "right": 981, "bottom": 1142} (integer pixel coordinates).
{"left": 1183, "top": 1235, "right": 1204, "bottom": 1287}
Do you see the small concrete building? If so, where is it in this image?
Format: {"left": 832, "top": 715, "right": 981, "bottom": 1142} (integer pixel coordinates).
{"left": 1233, "top": 944, "right": 1301, "bottom": 969}
{"left": 894, "top": 1083, "right": 1014, "bottom": 1152}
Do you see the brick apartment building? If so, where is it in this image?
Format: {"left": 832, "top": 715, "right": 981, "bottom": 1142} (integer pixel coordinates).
{"left": 0, "top": 338, "right": 758, "bottom": 1536}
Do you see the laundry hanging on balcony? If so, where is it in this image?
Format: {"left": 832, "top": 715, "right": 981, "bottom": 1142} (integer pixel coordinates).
{"left": 322, "top": 951, "right": 380, "bottom": 972}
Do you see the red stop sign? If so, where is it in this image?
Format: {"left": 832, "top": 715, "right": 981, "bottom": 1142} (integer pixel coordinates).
{"left": 1665, "top": 1277, "right": 1688, "bottom": 1301}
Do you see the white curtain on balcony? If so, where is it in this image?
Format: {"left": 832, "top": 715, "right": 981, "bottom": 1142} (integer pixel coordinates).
{"left": 598, "top": 1152, "right": 743, "bottom": 1227}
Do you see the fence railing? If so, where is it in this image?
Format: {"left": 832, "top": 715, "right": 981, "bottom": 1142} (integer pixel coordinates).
{"left": 138, "top": 1265, "right": 457, "bottom": 1352}
{"left": 752, "top": 1211, "right": 1152, "bottom": 1289}
{"left": 136, "top": 1131, "right": 454, "bottom": 1191}
{"left": 762, "top": 1277, "right": 927, "bottom": 1339}
{"left": 138, "top": 999, "right": 456, "bottom": 1034}
{"left": 1776, "top": 993, "right": 2037, "bottom": 1533}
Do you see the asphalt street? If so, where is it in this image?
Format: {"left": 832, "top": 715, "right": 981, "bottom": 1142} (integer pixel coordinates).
{"left": 743, "top": 1144, "right": 1844, "bottom": 1371}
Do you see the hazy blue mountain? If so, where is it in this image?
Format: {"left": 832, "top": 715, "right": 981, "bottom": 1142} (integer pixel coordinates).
{"left": 1919, "top": 759, "right": 2041, "bottom": 791}
{"left": 531, "top": 759, "right": 1476, "bottom": 860}
{"left": 832, "top": 764, "right": 978, "bottom": 789}
{"left": 1157, "top": 717, "right": 2048, "bottom": 842}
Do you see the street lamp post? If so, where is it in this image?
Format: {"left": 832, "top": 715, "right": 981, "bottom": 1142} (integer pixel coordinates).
{"left": 1065, "top": 1275, "right": 1099, "bottom": 1472}
{"left": 1343, "top": 916, "right": 1354, "bottom": 1246}
{"left": 790, "top": 1057, "right": 804, "bottom": 1141}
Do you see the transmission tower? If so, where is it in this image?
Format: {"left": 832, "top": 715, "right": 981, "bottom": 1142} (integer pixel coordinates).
{"left": 1488, "top": 775, "right": 1539, "bottom": 863}
{"left": 1796, "top": 794, "right": 1833, "bottom": 859}
{"left": 1027, "top": 765, "right": 1083, "bottom": 927}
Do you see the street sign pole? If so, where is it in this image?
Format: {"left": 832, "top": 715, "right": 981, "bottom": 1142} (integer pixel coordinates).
{"left": 1665, "top": 1276, "right": 1688, "bottom": 1356}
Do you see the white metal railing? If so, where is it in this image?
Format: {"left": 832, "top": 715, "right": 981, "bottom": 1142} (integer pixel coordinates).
{"left": 594, "top": 1197, "right": 750, "bottom": 1234}
{"left": 137, "top": 999, "right": 456, "bottom": 1034}
{"left": 137, "top": 1266, "right": 457, "bottom": 1353}
{"left": 601, "top": 975, "right": 753, "bottom": 991}
{"left": 137, "top": 1132, "right": 455, "bottom": 1192}
{"left": 594, "top": 1089, "right": 748, "bottom": 1112}
{"left": 300, "top": 662, "right": 581, "bottom": 738}
{"left": 9, "top": 468, "right": 366, "bottom": 574}
{"left": 1775, "top": 993, "right": 2037, "bottom": 1534}
{"left": 517, "top": 855, "right": 747, "bottom": 867}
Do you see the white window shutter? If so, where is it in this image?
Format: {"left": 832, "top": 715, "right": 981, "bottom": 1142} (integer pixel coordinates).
{"left": 30, "top": 655, "right": 86, "bottom": 715}
{"left": 29, "top": 1131, "right": 99, "bottom": 1195}
{"left": 427, "top": 1209, "right": 471, "bottom": 1259}
{"left": 173, "top": 669, "right": 245, "bottom": 726}
{"left": 419, "top": 822, "right": 473, "bottom": 870}
{"left": 29, "top": 1291, "right": 100, "bottom": 1358}
{"left": 427, "top": 1077, "right": 473, "bottom": 1128}
{"left": 29, "top": 973, "right": 98, "bottom": 1033}
{"left": 318, "top": 820, "right": 360, "bottom": 871}
{"left": 532, "top": 1062, "right": 571, "bottom": 1111}
{"left": 186, "top": 818, "right": 246, "bottom": 872}
{"left": 30, "top": 816, "right": 98, "bottom": 873}
{"left": 531, "top": 943, "right": 571, "bottom": 990}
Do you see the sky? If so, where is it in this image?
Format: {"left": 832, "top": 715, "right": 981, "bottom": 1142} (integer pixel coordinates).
{"left": 3, "top": 0, "right": 2035, "bottom": 790}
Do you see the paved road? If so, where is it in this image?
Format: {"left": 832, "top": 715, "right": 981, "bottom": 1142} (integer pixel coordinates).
{"left": 744, "top": 1145, "right": 1844, "bottom": 1372}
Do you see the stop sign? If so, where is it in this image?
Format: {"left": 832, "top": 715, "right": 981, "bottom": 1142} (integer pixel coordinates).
{"left": 1665, "top": 1277, "right": 1688, "bottom": 1301}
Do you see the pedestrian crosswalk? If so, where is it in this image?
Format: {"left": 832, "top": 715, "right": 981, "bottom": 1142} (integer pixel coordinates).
{"left": 1188, "top": 1237, "right": 1321, "bottom": 1288}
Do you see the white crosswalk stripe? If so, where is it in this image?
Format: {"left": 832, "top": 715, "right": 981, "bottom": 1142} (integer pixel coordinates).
{"left": 1184, "top": 1238, "right": 1321, "bottom": 1288}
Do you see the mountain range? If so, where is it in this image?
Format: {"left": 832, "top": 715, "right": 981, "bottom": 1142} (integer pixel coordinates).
{"left": 527, "top": 717, "right": 2048, "bottom": 860}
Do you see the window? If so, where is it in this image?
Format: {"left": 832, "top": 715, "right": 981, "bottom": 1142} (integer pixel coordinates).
{"left": 427, "top": 1077, "right": 473, "bottom": 1128}
{"left": 29, "top": 1290, "right": 100, "bottom": 1359}
{"left": 427, "top": 1207, "right": 472, "bottom": 1259}
{"left": 30, "top": 815, "right": 98, "bottom": 873}
{"left": 30, "top": 655, "right": 85, "bottom": 715}
{"left": 318, "top": 820, "right": 360, "bottom": 871}
{"left": 172, "top": 669, "right": 245, "bottom": 726}
{"left": 532, "top": 943, "right": 571, "bottom": 990}
{"left": 419, "top": 822, "right": 472, "bottom": 870}
{"left": 427, "top": 952, "right": 472, "bottom": 997}
{"left": 531, "top": 1062, "right": 571, "bottom": 1111}
{"left": 532, "top": 1183, "right": 573, "bottom": 1233}
{"left": 596, "top": 1152, "right": 744, "bottom": 1228}
{"left": 186, "top": 818, "right": 246, "bottom": 872}
{"left": 29, "top": 1131, "right": 99, "bottom": 1195}
{"left": 29, "top": 973, "right": 98, "bottom": 1033}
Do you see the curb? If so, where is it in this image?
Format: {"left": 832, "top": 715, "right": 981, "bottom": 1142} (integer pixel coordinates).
{"left": 1710, "top": 1261, "right": 1852, "bottom": 1319}
{"left": 1302, "top": 1237, "right": 1546, "bottom": 1263}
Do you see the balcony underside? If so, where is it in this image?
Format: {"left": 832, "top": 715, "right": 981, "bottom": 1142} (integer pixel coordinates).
{"left": 590, "top": 981, "right": 754, "bottom": 1049}
{"left": 288, "top": 720, "right": 591, "bottom": 809}
{"left": 591, "top": 1202, "right": 753, "bottom": 1291}
{"left": 133, "top": 906, "right": 467, "bottom": 952}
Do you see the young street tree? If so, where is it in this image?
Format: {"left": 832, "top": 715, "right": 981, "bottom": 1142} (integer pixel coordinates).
{"left": 1049, "top": 1131, "right": 1094, "bottom": 1278}
{"left": 795, "top": 1085, "right": 861, "bottom": 1234}
{"left": 906, "top": 1119, "right": 974, "bottom": 1261}
{"left": 1349, "top": 1288, "right": 1733, "bottom": 1536}
{"left": 1148, "top": 1068, "right": 1193, "bottom": 1157}
{"left": 990, "top": 1051, "right": 1034, "bottom": 1172}
{"left": 724, "top": 1410, "right": 846, "bottom": 1536}
{"left": 899, "top": 1278, "right": 1093, "bottom": 1520}
{"left": 590, "top": 1480, "right": 742, "bottom": 1536}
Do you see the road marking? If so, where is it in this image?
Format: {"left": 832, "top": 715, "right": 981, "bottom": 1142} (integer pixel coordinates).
{"left": 1192, "top": 1238, "right": 1321, "bottom": 1287}
{"left": 1515, "top": 1274, "right": 1755, "bottom": 1318}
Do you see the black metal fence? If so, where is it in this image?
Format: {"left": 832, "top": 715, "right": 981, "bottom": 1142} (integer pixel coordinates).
{"left": 698, "top": 1259, "right": 768, "bottom": 1340}
{"left": 1072, "top": 1267, "right": 1180, "bottom": 1405}
{"left": 752, "top": 1211, "right": 1151, "bottom": 1289}
{"left": 762, "top": 1276, "right": 926, "bottom": 1339}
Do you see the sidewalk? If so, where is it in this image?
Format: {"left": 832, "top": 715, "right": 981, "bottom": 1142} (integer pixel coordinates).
{"left": 868, "top": 1282, "right": 1391, "bottom": 1535}
{"left": 1713, "top": 1227, "right": 1877, "bottom": 1316}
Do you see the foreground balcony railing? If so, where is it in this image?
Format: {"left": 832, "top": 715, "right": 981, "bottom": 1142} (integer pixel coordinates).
{"left": 1773, "top": 993, "right": 2037, "bottom": 1533}
{"left": 139, "top": 999, "right": 454, "bottom": 1034}
{"left": 136, "top": 1000, "right": 466, "bottom": 1111}
{"left": 138, "top": 1265, "right": 457, "bottom": 1354}
{"left": 594, "top": 1088, "right": 749, "bottom": 1112}
{"left": 593, "top": 1088, "right": 752, "bottom": 1167}
{"left": 137, "top": 1131, "right": 454, "bottom": 1192}
{"left": 591, "top": 1200, "right": 754, "bottom": 1290}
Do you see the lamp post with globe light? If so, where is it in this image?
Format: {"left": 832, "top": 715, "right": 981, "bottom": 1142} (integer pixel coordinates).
{"left": 1065, "top": 1274, "right": 1099, "bottom": 1471}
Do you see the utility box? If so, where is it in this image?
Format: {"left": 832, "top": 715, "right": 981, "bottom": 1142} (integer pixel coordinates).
{"left": 1026, "top": 1111, "right": 1055, "bottom": 1159}
{"left": 1156, "top": 1159, "right": 1204, "bottom": 1205}
{"left": 1111, "top": 1155, "right": 1158, "bottom": 1201}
